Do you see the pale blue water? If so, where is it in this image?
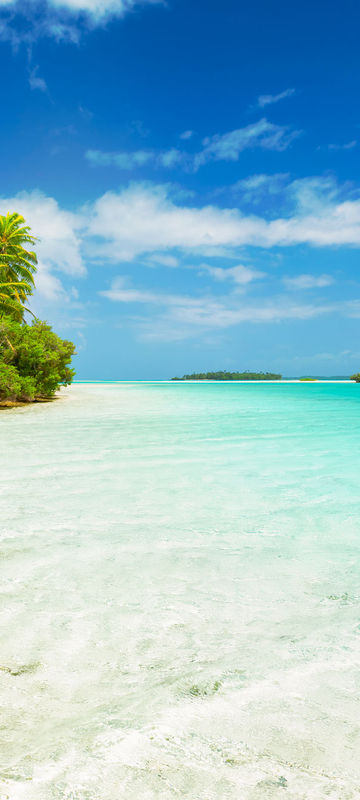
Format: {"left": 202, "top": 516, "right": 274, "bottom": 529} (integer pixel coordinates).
{"left": 1, "top": 382, "right": 360, "bottom": 799}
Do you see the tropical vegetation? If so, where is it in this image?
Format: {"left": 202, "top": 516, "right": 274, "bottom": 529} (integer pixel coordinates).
{"left": 0, "top": 212, "right": 37, "bottom": 319}
{"left": 0, "top": 212, "right": 75, "bottom": 405}
{"left": 171, "top": 371, "right": 282, "bottom": 380}
{"left": 350, "top": 373, "right": 360, "bottom": 383}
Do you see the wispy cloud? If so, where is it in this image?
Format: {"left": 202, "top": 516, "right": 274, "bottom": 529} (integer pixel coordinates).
{"left": 193, "top": 119, "right": 301, "bottom": 169}
{"left": 100, "top": 275, "right": 339, "bottom": 341}
{"left": 86, "top": 119, "right": 301, "bottom": 175}
{"left": 28, "top": 64, "right": 47, "bottom": 92}
{"left": 86, "top": 147, "right": 185, "bottom": 170}
{"left": 283, "top": 273, "right": 335, "bottom": 290}
{"left": 0, "top": 0, "right": 162, "bottom": 46}
{"left": 158, "top": 149, "right": 183, "bottom": 168}
{"left": 86, "top": 149, "right": 153, "bottom": 169}
{"left": 230, "top": 173, "right": 290, "bottom": 203}
{"left": 328, "top": 140, "right": 357, "bottom": 151}
{"left": 78, "top": 104, "right": 93, "bottom": 120}
{"left": 0, "top": 0, "right": 162, "bottom": 22}
{"left": 0, "top": 8, "right": 81, "bottom": 48}
{"left": 100, "top": 276, "right": 199, "bottom": 306}
{"left": 147, "top": 253, "right": 179, "bottom": 267}
{"left": 200, "top": 264, "right": 266, "bottom": 284}
{"left": 223, "top": 174, "right": 357, "bottom": 215}
{"left": 179, "top": 130, "right": 194, "bottom": 140}
{"left": 257, "top": 88, "right": 296, "bottom": 108}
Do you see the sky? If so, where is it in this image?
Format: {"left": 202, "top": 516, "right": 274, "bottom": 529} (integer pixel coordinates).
{"left": 1, "top": 0, "right": 360, "bottom": 378}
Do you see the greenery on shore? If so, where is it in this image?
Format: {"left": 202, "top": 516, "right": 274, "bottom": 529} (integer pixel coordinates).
{"left": 171, "top": 371, "right": 282, "bottom": 381}
{"left": 350, "top": 373, "right": 360, "bottom": 383}
{"left": 0, "top": 212, "right": 75, "bottom": 405}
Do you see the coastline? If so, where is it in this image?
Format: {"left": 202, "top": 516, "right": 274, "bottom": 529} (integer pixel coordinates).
{"left": 0, "top": 380, "right": 355, "bottom": 409}
{"left": 0, "top": 397, "right": 55, "bottom": 409}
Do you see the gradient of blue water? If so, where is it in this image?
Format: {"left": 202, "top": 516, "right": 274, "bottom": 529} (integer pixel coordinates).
{"left": 1, "top": 382, "right": 360, "bottom": 799}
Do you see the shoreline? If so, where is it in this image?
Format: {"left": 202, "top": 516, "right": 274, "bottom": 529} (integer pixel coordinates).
{"left": 0, "top": 397, "right": 56, "bottom": 409}
{"left": 0, "top": 381, "right": 355, "bottom": 408}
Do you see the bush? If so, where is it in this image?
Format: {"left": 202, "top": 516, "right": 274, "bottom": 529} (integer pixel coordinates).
{"left": 0, "top": 317, "right": 75, "bottom": 402}
{"left": 0, "top": 362, "right": 23, "bottom": 400}
{"left": 350, "top": 373, "right": 360, "bottom": 383}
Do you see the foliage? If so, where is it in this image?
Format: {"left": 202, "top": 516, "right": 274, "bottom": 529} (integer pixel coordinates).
{"left": 0, "top": 317, "right": 76, "bottom": 402}
{"left": 171, "top": 370, "right": 282, "bottom": 381}
{"left": 0, "top": 212, "right": 37, "bottom": 319}
{"left": 350, "top": 373, "right": 360, "bottom": 383}
{"left": 0, "top": 212, "right": 76, "bottom": 404}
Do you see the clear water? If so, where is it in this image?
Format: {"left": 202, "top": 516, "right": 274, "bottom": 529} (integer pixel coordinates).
{"left": 1, "top": 381, "right": 360, "bottom": 800}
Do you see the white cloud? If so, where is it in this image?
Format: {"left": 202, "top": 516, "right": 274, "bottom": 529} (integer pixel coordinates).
{"left": 28, "top": 65, "right": 47, "bottom": 92}
{"left": 3, "top": 180, "right": 360, "bottom": 317}
{"left": 193, "top": 119, "right": 301, "bottom": 169}
{"left": 201, "top": 264, "right": 266, "bottom": 284}
{"left": 33, "top": 271, "right": 69, "bottom": 301}
{"left": 53, "top": 0, "right": 160, "bottom": 17}
{"left": 0, "top": 0, "right": 161, "bottom": 49}
{"left": 283, "top": 273, "right": 335, "bottom": 290}
{"left": 85, "top": 183, "right": 261, "bottom": 260}
{"left": 85, "top": 181, "right": 360, "bottom": 262}
{"left": 179, "top": 130, "right": 194, "bottom": 140}
{"left": 0, "top": 190, "right": 85, "bottom": 303}
{"left": 257, "top": 88, "right": 296, "bottom": 108}
{"left": 0, "top": 0, "right": 161, "bottom": 21}
{"left": 85, "top": 120, "right": 300, "bottom": 175}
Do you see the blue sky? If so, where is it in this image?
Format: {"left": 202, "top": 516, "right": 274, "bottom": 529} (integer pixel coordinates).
{"left": 1, "top": 0, "right": 360, "bottom": 378}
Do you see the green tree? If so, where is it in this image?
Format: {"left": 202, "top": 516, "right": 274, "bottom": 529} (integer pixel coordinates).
{"left": 0, "top": 317, "right": 76, "bottom": 402}
{"left": 350, "top": 373, "right": 360, "bottom": 383}
{"left": 0, "top": 212, "right": 76, "bottom": 404}
{"left": 0, "top": 212, "right": 37, "bottom": 319}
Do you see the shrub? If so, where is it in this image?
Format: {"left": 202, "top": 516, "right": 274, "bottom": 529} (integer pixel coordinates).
{"left": 0, "top": 317, "right": 75, "bottom": 402}
{"left": 0, "top": 362, "right": 22, "bottom": 400}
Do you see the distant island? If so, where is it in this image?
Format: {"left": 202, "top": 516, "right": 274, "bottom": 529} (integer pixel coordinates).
{"left": 171, "top": 371, "right": 282, "bottom": 381}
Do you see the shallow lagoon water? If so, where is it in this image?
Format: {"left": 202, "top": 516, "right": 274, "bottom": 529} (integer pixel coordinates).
{"left": 1, "top": 381, "right": 360, "bottom": 799}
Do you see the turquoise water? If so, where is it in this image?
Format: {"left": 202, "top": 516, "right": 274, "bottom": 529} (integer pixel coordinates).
{"left": 1, "top": 381, "right": 360, "bottom": 799}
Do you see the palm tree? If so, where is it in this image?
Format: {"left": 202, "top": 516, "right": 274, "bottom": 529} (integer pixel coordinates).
{"left": 0, "top": 281, "right": 28, "bottom": 319}
{"left": 0, "top": 212, "right": 38, "bottom": 318}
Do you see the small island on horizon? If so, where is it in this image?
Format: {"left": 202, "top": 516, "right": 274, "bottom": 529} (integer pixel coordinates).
{"left": 171, "top": 371, "right": 282, "bottom": 381}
